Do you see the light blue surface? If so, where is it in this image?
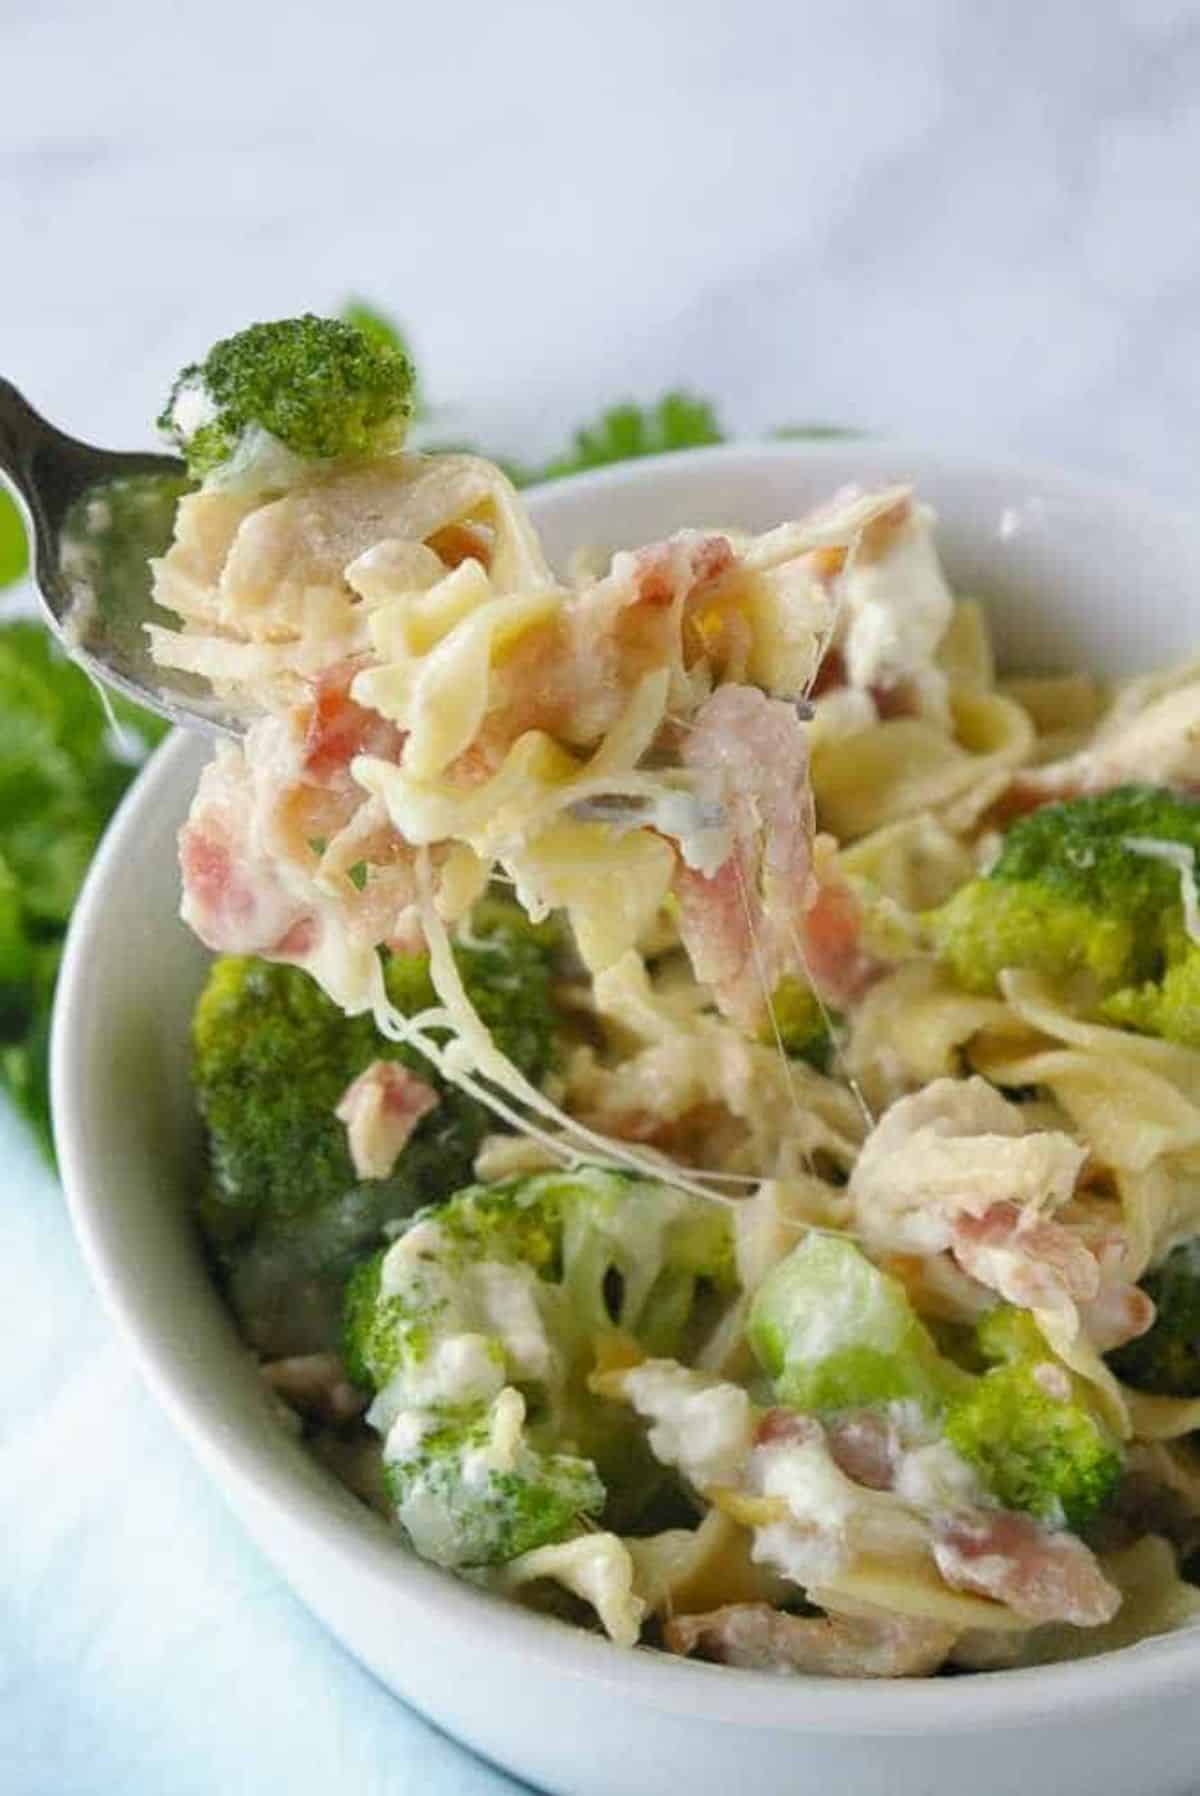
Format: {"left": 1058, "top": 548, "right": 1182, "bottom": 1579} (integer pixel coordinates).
{"left": 0, "top": 1108, "right": 527, "bottom": 1796}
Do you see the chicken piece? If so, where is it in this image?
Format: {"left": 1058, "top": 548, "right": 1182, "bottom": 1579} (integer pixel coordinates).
{"left": 1016, "top": 678, "right": 1200, "bottom": 804}
{"left": 850, "top": 1077, "right": 1108, "bottom": 1317}
{"left": 665, "top": 1600, "right": 956, "bottom": 1677}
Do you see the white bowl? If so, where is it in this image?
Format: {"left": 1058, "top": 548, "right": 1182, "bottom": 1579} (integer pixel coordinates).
{"left": 53, "top": 443, "right": 1200, "bottom": 1796}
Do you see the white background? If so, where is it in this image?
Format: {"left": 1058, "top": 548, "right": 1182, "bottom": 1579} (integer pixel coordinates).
{"left": 6, "top": 1, "right": 1200, "bottom": 495}
{"left": 4, "top": 3, "right": 1200, "bottom": 1792}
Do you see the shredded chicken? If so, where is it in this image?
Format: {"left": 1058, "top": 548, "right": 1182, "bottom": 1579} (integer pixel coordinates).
{"left": 665, "top": 1601, "right": 956, "bottom": 1677}
{"left": 180, "top": 725, "right": 323, "bottom": 960}
{"left": 619, "top": 1360, "right": 755, "bottom": 1491}
{"left": 852, "top": 1077, "right": 1086, "bottom": 1255}
{"left": 846, "top": 1077, "right": 1139, "bottom": 1323}
{"left": 1015, "top": 678, "right": 1200, "bottom": 803}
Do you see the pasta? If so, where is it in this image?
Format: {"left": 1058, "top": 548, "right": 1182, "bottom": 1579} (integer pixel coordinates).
{"left": 157, "top": 437, "right": 1200, "bottom": 1681}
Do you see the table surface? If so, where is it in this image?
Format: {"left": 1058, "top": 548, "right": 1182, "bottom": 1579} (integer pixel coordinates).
{"left": 4, "top": 3, "right": 1200, "bottom": 1792}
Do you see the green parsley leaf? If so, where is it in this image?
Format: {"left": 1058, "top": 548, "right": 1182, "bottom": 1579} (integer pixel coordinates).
{"left": 0, "top": 490, "right": 28, "bottom": 588}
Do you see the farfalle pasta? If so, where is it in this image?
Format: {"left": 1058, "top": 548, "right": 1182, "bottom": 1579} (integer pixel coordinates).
{"left": 151, "top": 318, "right": 1200, "bottom": 1679}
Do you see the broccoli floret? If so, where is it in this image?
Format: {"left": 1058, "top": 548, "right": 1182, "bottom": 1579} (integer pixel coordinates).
{"left": 345, "top": 1165, "right": 736, "bottom": 1390}
{"left": 747, "top": 1234, "right": 965, "bottom": 1413}
{"left": 931, "top": 787, "right": 1200, "bottom": 1042}
{"left": 341, "top": 1250, "right": 386, "bottom": 1389}
{"left": 933, "top": 879, "right": 1134, "bottom": 995}
{"left": 223, "top": 1187, "right": 436, "bottom": 1363}
{"left": 975, "top": 1301, "right": 1049, "bottom": 1367}
{"left": 194, "top": 906, "right": 559, "bottom": 1234}
{"left": 384, "top": 1397, "right": 605, "bottom": 1567}
{"left": 748, "top": 1260, "right": 1121, "bottom": 1529}
{"left": 1108, "top": 1240, "right": 1200, "bottom": 1396}
{"left": 159, "top": 314, "right": 415, "bottom": 480}
{"left": 945, "top": 1362, "right": 1121, "bottom": 1530}
{"left": 340, "top": 298, "right": 426, "bottom": 422}
{"left": 344, "top": 1165, "right": 736, "bottom": 1558}
{"left": 195, "top": 957, "right": 387, "bottom": 1234}
{"left": 944, "top": 1305, "right": 1122, "bottom": 1529}
{"left": 766, "top": 977, "right": 836, "bottom": 1071}
{"left": 1099, "top": 930, "right": 1200, "bottom": 1046}
{"left": 191, "top": 902, "right": 562, "bottom": 1354}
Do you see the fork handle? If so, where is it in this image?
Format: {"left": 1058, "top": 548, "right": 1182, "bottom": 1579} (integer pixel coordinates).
{"left": 0, "top": 377, "right": 50, "bottom": 498}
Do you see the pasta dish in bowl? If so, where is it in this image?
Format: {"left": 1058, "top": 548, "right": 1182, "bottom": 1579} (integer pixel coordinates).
{"left": 49, "top": 317, "right": 1200, "bottom": 1796}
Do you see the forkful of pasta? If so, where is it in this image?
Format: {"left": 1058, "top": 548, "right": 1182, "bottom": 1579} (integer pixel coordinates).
{"left": 94, "top": 316, "right": 958, "bottom": 1053}
{"left": 2, "top": 315, "right": 983, "bottom": 1196}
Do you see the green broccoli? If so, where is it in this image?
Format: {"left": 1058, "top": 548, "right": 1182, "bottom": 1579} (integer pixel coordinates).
{"left": 194, "top": 916, "right": 558, "bottom": 1233}
{"left": 1107, "top": 1240, "right": 1200, "bottom": 1396}
{"left": 158, "top": 314, "right": 415, "bottom": 481}
{"left": 192, "top": 901, "right": 562, "bottom": 1354}
{"left": 344, "top": 1165, "right": 736, "bottom": 1560}
{"left": 747, "top": 1254, "right": 1121, "bottom": 1531}
{"left": 1099, "top": 934, "right": 1200, "bottom": 1045}
{"left": 747, "top": 1233, "right": 964, "bottom": 1414}
{"left": 974, "top": 1301, "right": 1049, "bottom": 1367}
{"left": 340, "top": 298, "right": 426, "bottom": 422}
{"left": 944, "top": 1305, "right": 1122, "bottom": 1529}
{"left": 766, "top": 976, "right": 836, "bottom": 1071}
{"left": 341, "top": 1248, "right": 389, "bottom": 1389}
{"left": 383, "top": 1397, "right": 605, "bottom": 1568}
{"left": 346, "top": 1164, "right": 736, "bottom": 1392}
{"left": 931, "top": 785, "right": 1200, "bottom": 1044}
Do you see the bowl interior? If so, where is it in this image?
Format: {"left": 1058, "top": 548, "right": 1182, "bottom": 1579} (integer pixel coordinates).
{"left": 51, "top": 442, "right": 1200, "bottom": 1752}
